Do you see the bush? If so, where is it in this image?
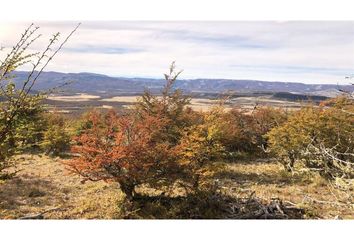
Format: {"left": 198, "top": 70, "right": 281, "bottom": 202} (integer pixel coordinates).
{"left": 67, "top": 64, "right": 192, "bottom": 201}
{"left": 0, "top": 85, "right": 45, "bottom": 170}
{"left": 0, "top": 24, "right": 78, "bottom": 173}
{"left": 134, "top": 62, "right": 192, "bottom": 145}
{"left": 176, "top": 105, "right": 227, "bottom": 191}
{"left": 68, "top": 109, "right": 184, "bottom": 200}
{"left": 41, "top": 113, "right": 71, "bottom": 156}
{"left": 67, "top": 63, "right": 225, "bottom": 203}
{"left": 211, "top": 106, "right": 288, "bottom": 157}
{"left": 266, "top": 97, "right": 354, "bottom": 179}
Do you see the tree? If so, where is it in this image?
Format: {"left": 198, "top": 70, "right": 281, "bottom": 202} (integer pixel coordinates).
{"left": 0, "top": 23, "right": 79, "bottom": 172}
{"left": 266, "top": 98, "right": 354, "bottom": 179}
{"left": 67, "top": 63, "right": 192, "bottom": 200}
{"left": 135, "top": 62, "right": 192, "bottom": 145}
{"left": 67, "top": 109, "right": 184, "bottom": 201}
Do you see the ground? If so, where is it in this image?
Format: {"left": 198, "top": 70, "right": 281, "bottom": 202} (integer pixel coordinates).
{"left": 0, "top": 155, "right": 124, "bottom": 219}
{"left": 218, "top": 158, "right": 353, "bottom": 219}
{"left": 0, "top": 155, "right": 352, "bottom": 219}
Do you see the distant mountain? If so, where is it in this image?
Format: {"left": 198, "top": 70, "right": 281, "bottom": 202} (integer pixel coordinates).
{"left": 12, "top": 71, "right": 354, "bottom": 97}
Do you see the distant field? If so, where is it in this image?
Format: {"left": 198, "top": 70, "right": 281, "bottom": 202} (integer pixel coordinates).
{"left": 45, "top": 93, "right": 305, "bottom": 115}
{"left": 48, "top": 94, "right": 100, "bottom": 102}
{"left": 100, "top": 96, "right": 141, "bottom": 103}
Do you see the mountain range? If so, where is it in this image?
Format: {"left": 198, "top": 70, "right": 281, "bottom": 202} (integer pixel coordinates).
{"left": 12, "top": 71, "right": 353, "bottom": 97}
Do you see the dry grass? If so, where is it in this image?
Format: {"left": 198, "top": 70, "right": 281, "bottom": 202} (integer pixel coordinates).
{"left": 0, "top": 154, "right": 124, "bottom": 219}
{"left": 217, "top": 159, "right": 354, "bottom": 219}
{"left": 0, "top": 155, "right": 352, "bottom": 219}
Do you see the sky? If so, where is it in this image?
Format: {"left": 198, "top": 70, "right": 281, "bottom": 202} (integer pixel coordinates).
{"left": 0, "top": 21, "right": 354, "bottom": 84}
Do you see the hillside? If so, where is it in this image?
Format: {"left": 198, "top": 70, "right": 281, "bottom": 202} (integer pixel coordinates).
{"left": 13, "top": 71, "right": 353, "bottom": 96}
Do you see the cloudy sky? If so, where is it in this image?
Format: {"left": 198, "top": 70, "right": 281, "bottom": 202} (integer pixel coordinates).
{"left": 0, "top": 21, "right": 353, "bottom": 84}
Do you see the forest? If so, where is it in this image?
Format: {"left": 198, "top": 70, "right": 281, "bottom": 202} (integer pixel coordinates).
{"left": 0, "top": 24, "right": 353, "bottom": 219}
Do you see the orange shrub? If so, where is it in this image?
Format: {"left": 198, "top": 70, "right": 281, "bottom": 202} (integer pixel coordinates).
{"left": 216, "top": 106, "right": 288, "bottom": 156}
{"left": 67, "top": 110, "right": 184, "bottom": 200}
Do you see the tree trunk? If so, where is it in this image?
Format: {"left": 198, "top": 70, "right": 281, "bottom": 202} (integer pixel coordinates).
{"left": 120, "top": 182, "right": 136, "bottom": 201}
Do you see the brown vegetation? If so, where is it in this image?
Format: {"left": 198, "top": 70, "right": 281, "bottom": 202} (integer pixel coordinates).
{"left": 1, "top": 26, "right": 353, "bottom": 219}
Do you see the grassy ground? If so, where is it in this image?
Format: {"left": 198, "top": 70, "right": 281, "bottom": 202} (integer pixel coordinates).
{"left": 0, "top": 155, "right": 352, "bottom": 219}
{"left": 218, "top": 158, "right": 353, "bottom": 219}
{"left": 0, "top": 155, "right": 124, "bottom": 219}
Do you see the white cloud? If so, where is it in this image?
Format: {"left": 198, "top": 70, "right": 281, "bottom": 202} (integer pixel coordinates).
{"left": 1, "top": 21, "right": 354, "bottom": 84}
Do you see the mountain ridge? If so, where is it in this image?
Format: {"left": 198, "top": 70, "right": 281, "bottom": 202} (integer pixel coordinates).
{"left": 12, "top": 71, "right": 353, "bottom": 97}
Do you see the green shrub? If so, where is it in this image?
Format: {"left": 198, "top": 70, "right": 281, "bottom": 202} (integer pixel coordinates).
{"left": 266, "top": 97, "right": 354, "bottom": 179}
{"left": 41, "top": 113, "right": 71, "bottom": 156}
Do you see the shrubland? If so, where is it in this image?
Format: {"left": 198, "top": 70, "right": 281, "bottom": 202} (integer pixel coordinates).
{"left": 66, "top": 63, "right": 353, "bottom": 218}
{"left": 1, "top": 26, "right": 353, "bottom": 219}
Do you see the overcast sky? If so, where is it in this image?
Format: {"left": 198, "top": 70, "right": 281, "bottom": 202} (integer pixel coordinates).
{"left": 1, "top": 21, "right": 353, "bottom": 84}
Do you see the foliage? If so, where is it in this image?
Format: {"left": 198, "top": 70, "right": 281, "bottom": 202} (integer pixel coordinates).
{"left": 3, "top": 25, "right": 353, "bottom": 219}
{"left": 0, "top": 93, "right": 45, "bottom": 164}
{"left": 176, "top": 105, "right": 227, "bottom": 191}
{"left": 0, "top": 24, "right": 79, "bottom": 173}
{"left": 251, "top": 107, "right": 289, "bottom": 150}
{"left": 267, "top": 97, "right": 354, "bottom": 179}
{"left": 134, "top": 62, "right": 192, "bottom": 145}
{"left": 41, "top": 113, "right": 71, "bottom": 156}
{"left": 67, "top": 63, "right": 192, "bottom": 200}
{"left": 67, "top": 63, "right": 226, "bottom": 202}
{"left": 207, "top": 106, "right": 288, "bottom": 156}
{"left": 67, "top": 109, "right": 182, "bottom": 200}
